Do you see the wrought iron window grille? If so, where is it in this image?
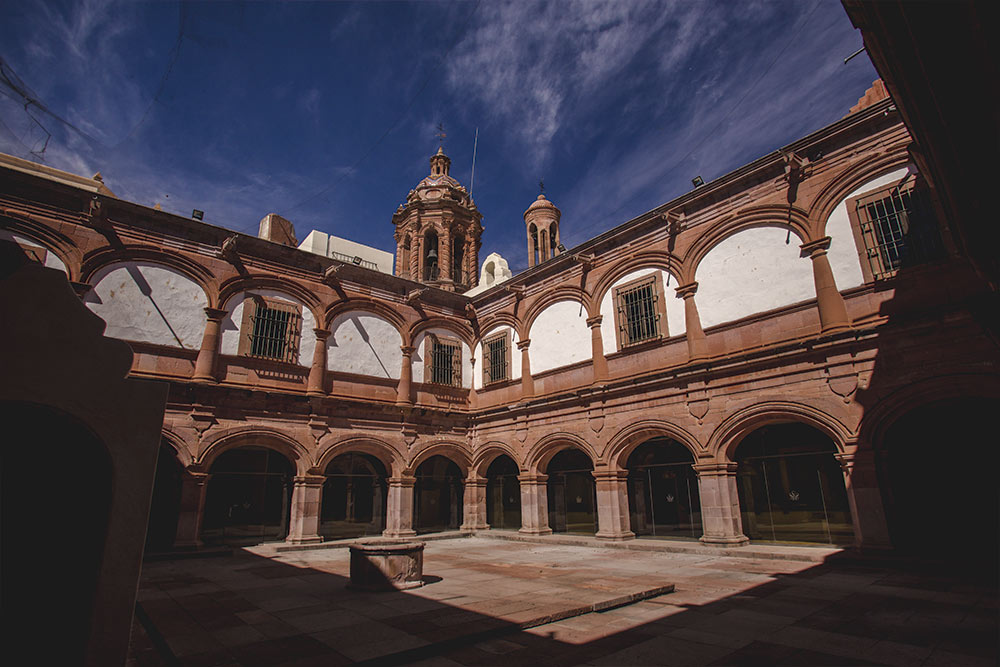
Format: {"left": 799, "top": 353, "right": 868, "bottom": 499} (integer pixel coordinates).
{"left": 482, "top": 332, "right": 510, "bottom": 385}
{"left": 614, "top": 275, "right": 666, "bottom": 348}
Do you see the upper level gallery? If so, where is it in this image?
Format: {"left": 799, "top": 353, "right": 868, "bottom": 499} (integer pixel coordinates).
{"left": 0, "top": 97, "right": 965, "bottom": 414}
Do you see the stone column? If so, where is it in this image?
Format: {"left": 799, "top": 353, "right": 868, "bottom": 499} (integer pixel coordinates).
{"left": 384, "top": 476, "right": 417, "bottom": 537}
{"left": 593, "top": 469, "right": 635, "bottom": 541}
{"left": 192, "top": 307, "right": 228, "bottom": 383}
{"left": 527, "top": 229, "right": 536, "bottom": 268}
{"left": 286, "top": 475, "right": 325, "bottom": 544}
{"left": 676, "top": 282, "right": 709, "bottom": 362}
{"left": 540, "top": 229, "right": 549, "bottom": 262}
{"left": 518, "top": 473, "right": 552, "bottom": 535}
{"left": 587, "top": 315, "right": 608, "bottom": 383}
{"left": 307, "top": 328, "right": 330, "bottom": 396}
{"left": 465, "top": 239, "right": 476, "bottom": 287}
{"left": 410, "top": 235, "right": 421, "bottom": 282}
{"left": 395, "top": 237, "right": 405, "bottom": 278}
{"left": 397, "top": 345, "right": 415, "bottom": 406}
{"left": 174, "top": 471, "right": 210, "bottom": 549}
{"left": 836, "top": 450, "right": 892, "bottom": 550}
{"left": 518, "top": 339, "right": 534, "bottom": 398}
{"left": 439, "top": 229, "right": 452, "bottom": 283}
{"left": 801, "top": 237, "right": 850, "bottom": 333}
{"left": 460, "top": 475, "right": 489, "bottom": 530}
{"left": 693, "top": 462, "right": 749, "bottom": 546}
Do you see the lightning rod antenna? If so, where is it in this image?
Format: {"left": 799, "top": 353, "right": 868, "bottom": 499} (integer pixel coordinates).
{"left": 469, "top": 127, "right": 479, "bottom": 199}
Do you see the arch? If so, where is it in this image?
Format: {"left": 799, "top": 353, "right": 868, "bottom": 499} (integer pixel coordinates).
{"left": 857, "top": 372, "right": 1000, "bottom": 451}
{"left": 196, "top": 426, "right": 311, "bottom": 475}
{"left": 808, "top": 149, "right": 911, "bottom": 238}
{"left": 602, "top": 420, "right": 703, "bottom": 471}
{"left": 407, "top": 441, "right": 472, "bottom": 476}
{"left": 325, "top": 297, "right": 408, "bottom": 337}
{"left": 521, "top": 288, "right": 590, "bottom": 337}
{"left": 315, "top": 435, "right": 403, "bottom": 477}
{"left": 476, "top": 312, "right": 522, "bottom": 345}
{"left": 708, "top": 401, "right": 851, "bottom": 463}
{"left": 0, "top": 212, "right": 82, "bottom": 280}
{"left": 81, "top": 245, "right": 216, "bottom": 305}
{"left": 471, "top": 441, "right": 523, "bottom": 477}
{"left": 160, "top": 428, "right": 194, "bottom": 467}
{"left": 524, "top": 432, "right": 599, "bottom": 474}
{"left": 409, "top": 317, "right": 475, "bottom": 349}
{"left": 590, "top": 251, "right": 683, "bottom": 314}
{"left": 684, "top": 205, "right": 812, "bottom": 284}
{"left": 219, "top": 274, "right": 322, "bottom": 321}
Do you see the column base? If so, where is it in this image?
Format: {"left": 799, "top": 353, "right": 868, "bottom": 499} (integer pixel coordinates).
{"left": 382, "top": 529, "right": 417, "bottom": 538}
{"left": 595, "top": 531, "right": 636, "bottom": 542}
{"left": 285, "top": 535, "right": 324, "bottom": 545}
{"left": 460, "top": 523, "right": 489, "bottom": 531}
{"left": 191, "top": 375, "right": 216, "bottom": 384}
{"left": 820, "top": 323, "right": 851, "bottom": 335}
{"left": 518, "top": 527, "right": 552, "bottom": 536}
{"left": 699, "top": 535, "right": 750, "bottom": 547}
{"left": 306, "top": 390, "right": 325, "bottom": 398}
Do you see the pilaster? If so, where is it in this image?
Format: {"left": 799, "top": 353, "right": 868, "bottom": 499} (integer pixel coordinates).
{"left": 307, "top": 329, "right": 330, "bottom": 396}
{"left": 286, "top": 475, "right": 325, "bottom": 545}
{"left": 384, "top": 475, "right": 417, "bottom": 537}
{"left": 693, "top": 462, "right": 749, "bottom": 546}
{"left": 517, "top": 473, "right": 551, "bottom": 535}
{"left": 676, "top": 283, "right": 709, "bottom": 362}
{"left": 192, "top": 308, "right": 228, "bottom": 383}
{"left": 801, "top": 237, "right": 851, "bottom": 333}
{"left": 593, "top": 469, "right": 635, "bottom": 541}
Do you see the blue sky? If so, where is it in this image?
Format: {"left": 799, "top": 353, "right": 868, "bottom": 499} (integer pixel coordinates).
{"left": 0, "top": 0, "right": 877, "bottom": 273}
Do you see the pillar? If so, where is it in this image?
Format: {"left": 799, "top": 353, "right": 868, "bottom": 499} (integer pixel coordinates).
{"left": 540, "top": 229, "right": 549, "bottom": 262}
{"left": 518, "top": 339, "right": 534, "bottom": 398}
{"left": 174, "top": 471, "right": 209, "bottom": 549}
{"left": 676, "top": 282, "right": 709, "bottom": 362}
{"left": 518, "top": 473, "right": 552, "bottom": 535}
{"left": 440, "top": 229, "right": 452, "bottom": 283}
{"left": 593, "top": 469, "right": 635, "bottom": 541}
{"left": 397, "top": 345, "right": 414, "bottom": 405}
{"left": 587, "top": 315, "right": 608, "bottom": 383}
{"left": 693, "top": 462, "right": 749, "bottom": 546}
{"left": 286, "top": 475, "right": 325, "bottom": 544}
{"left": 384, "top": 475, "right": 417, "bottom": 537}
{"left": 527, "top": 228, "right": 536, "bottom": 268}
{"left": 460, "top": 475, "right": 489, "bottom": 530}
{"left": 801, "top": 237, "right": 851, "bottom": 333}
{"left": 836, "top": 449, "right": 892, "bottom": 550}
{"left": 307, "top": 328, "right": 330, "bottom": 396}
{"left": 192, "top": 307, "right": 228, "bottom": 383}
{"left": 410, "top": 234, "right": 421, "bottom": 282}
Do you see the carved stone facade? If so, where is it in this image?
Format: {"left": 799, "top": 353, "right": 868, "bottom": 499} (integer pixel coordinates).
{"left": 2, "top": 94, "right": 996, "bottom": 561}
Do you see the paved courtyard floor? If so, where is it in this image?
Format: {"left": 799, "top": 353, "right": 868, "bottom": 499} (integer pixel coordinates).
{"left": 129, "top": 536, "right": 997, "bottom": 666}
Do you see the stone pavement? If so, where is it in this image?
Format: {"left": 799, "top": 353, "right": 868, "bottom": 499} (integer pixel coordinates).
{"left": 129, "top": 536, "right": 997, "bottom": 666}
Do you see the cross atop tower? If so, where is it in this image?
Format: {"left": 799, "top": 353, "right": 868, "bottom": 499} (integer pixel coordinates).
{"left": 435, "top": 123, "right": 447, "bottom": 149}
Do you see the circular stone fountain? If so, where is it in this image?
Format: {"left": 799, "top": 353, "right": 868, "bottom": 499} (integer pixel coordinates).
{"left": 348, "top": 540, "right": 425, "bottom": 591}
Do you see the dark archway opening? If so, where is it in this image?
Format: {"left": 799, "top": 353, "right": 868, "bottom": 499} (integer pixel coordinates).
{"left": 321, "top": 453, "right": 388, "bottom": 539}
{"left": 414, "top": 455, "right": 463, "bottom": 533}
{"left": 486, "top": 455, "right": 521, "bottom": 530}
{"left": 878, "top": 397, "right": 999, "bottom": 568}
{"left": 736, "top": 423, "right": 853, "bottom": 545}
{"left": 145, "top": 443, "right": 184, "bottom": 551}
{"left": 202, "top": 447, "right": 294, "bottom": 545}
{"left": 1, "top": 401, "right": 112, "bottom": 665}
{"left": 423, "top": 231, "right": 439, "bottom": 281}
{"left": 546, "top": 448, "right": 596, "bottom": 534}
{"left": 627, "top": 438, "right": 702, "bottom": 540}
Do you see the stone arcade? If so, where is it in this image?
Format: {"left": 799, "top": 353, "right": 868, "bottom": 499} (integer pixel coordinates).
{"left": 1, "top": 84, "right": 997, "bottom": 567}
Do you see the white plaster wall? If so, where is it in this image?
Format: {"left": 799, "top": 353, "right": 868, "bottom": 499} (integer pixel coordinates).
{"left": 220, "top": 290, "right": 316, "bottom": 366}
{"left": 824, "top": 167, "right": 911, "bottom": 290}
{"left": 528, "top": 300, "right": 591, "bottom": 374}
{"left": 327, "top": 312, "right": 402, "bottom": 379}
{"left": 86, "top": 262, "right": 207, "bottom": 348}
{"left": 599, "top": 268, "right": 686, "bottom": 355}
{"left": 696, "top": 227, "right": 814, "bottom": 328}
{"left": 473, "top": 325, "right": 521, "bottom": 390}
{"left": 0, "top": 231, "right": 67, "bottom": 274}
{"left": 412, "top": 328, "right": 473, "bottom": 389}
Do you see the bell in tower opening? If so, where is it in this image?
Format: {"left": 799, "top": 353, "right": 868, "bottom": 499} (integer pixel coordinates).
{"left": 392, "top": 145, "right": 483, "bottom": 293}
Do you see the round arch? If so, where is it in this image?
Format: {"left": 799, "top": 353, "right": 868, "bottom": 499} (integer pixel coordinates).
{"left": 0, "top": 213, "right": 82, "bottom": 280}
{"left": 590, "top": 252, "right": 683, "bottom": 314}
{"left": 708, "top": 401, "right": 851, "bottom": 463}
{"left": 524, "top": 432, "right": 599, "bottom": 474}
{"left": 324, "top": 299, "right": 408, "bottom": 341}
{"left": 521, "top": 289, "right": 590, "bottom": 338}
{"left": 197, "top": 426, "right": 311, "bottom": 476}
{"left": 808, "top": 150, "right": 910, "bottom": 238}
{"left": 409, "top": 318, "right": 475, "bottom": 350}
{"left": 684, "top": 205, "right": 812, "bottom": 283}
{"left": 602, "top": 420, "right": 703, "bottom": 471}
{"left": 407, "top": 441, "right": 472, "bottom": 476}
{"left": 81, "top": 245, "right": 216, "bottom": 305}
{"left": 219, "top": 274, "right": 322, "bottom": 322}
{"left": 471, "top": 441, "right": 523, "bottom": 478}
{"left": 476, "top": 313, "right": 522, "bottom": 346}
{"left": 315, "top": 435, "right": 404, "bottom": 477}
{"left": 159, "top": 428, "right": 194, "bottom": 468}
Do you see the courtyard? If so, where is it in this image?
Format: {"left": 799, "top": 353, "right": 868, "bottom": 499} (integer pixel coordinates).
{"left": 129, "top": 536, "right": 997, "bottom": 666}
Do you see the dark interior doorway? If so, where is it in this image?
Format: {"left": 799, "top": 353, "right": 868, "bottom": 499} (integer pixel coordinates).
{"left": 145, "top": 443, "right": 184, "bottom": 551}
{"left": 486, "top": 455, "right": 521, "bottom": 530}
{"left": 546, "top": 448, "right": 596, "bottom": 534}
{"left": 414, "top": 455, "right": 464, "bottom": 533}
{"left": 627, "top": 438, "right": 702, "bottom": 540}
{"left": 202, "top": 447, "right": 294, "bottom": 545}
{"left": 321, "top": 452, "right": 388, "bottom": 539}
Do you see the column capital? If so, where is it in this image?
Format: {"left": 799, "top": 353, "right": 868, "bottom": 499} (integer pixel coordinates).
{"left": 204, "top": 307, "right": 228, "bottom": 321}
{"left": 463, "top": 476, "right": 488, "bottom": 488}
{"left": 293, "top": 474, "right": 326, "bottom": 487}
{"left": 388, "top": 475, "right": 416, "bottom": 487}
{"left": 183, "top": 470, "right": 211, "bottom": 483}
{"left": 675, "top": 281, "right": 699, "bottom": 299}
{"left": 800, "top": 236, "right": 833, "bottom": 258}
{"left": 313, "top": 328, "right": 331, "bottom": 340}
{"left": 516, "top": 338, "right": 531, "bottom": 351}
{"left": 400, "top": 345, "right": 416, "bottom": 356}
{"left": 591, "top": 468, "right": 629, "bottom": 482}
{"left": 585, "top": 314, "right": 603, "bottom": 328}
{"left": 517, "top": 473, "right": 547, "bottom": 484}
{"left": 692, "top": 461, "right": 739, "bottom": 476}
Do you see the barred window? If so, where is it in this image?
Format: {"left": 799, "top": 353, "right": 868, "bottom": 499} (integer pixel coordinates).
{"left": 238, "top": 295, "right": 302, "bottom": 364}
{"left": 613, "top": 273, "right": 667, "bottom": 349}
{"left": 425, "top": 335, "right": 462, "bottom": 387}
{"left": 482, "top": 331, "right": 511, "bottom": 385}
{"left": 847, "top": 178, "right": 943, "bottom": 281}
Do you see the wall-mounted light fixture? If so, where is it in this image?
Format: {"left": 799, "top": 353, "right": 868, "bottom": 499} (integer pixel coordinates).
{"left": 691, "top": 176, "right": 704, "bottom": 188}
{"left": 192, "top": 209, "right": 204, "bottom": 220}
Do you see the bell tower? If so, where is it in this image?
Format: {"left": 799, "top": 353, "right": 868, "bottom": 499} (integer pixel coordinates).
{"left": 392, "top": 146, "right": 483, "bottom": 292}
{"left": 524, "top": 191, "right": 561, "bottom": 268}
